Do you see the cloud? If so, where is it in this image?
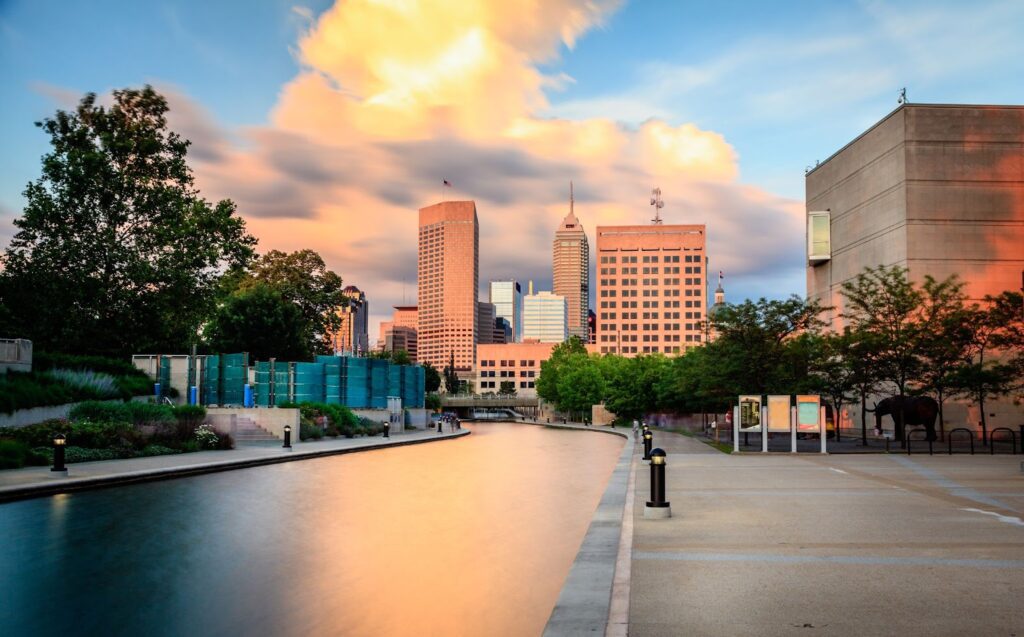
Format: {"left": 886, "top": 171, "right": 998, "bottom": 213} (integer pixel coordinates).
{"left": 44, "top": 0, "right": 799, "bottom": 342}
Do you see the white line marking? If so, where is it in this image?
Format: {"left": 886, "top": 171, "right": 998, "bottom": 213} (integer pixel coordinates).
{"left": 828, "top": 467, "right": 848, "bottom": 475}
{"left": 960, "top": 508, "right": 1024, "bottom": 527}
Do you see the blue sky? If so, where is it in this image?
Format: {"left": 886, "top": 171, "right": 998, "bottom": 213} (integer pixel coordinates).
{"left": 2, "top": 0, "right": 1023, "bottom": 333}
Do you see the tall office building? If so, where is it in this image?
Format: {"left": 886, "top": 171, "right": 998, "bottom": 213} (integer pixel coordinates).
{"left": 418, "top": 201, "right": 479, "bottom": 374}
{"left": 553, "top": 183, "right": 590, "bottom": 341}
{"left": 331, "top": 285, "right": 369, "bottom": 354}
{"left": 522, "top": 285, "right": 568, "bottom": 343}
{"left": 379, "top": 306, "right": 418, "bottom": 362}
{"left": 594, "top": 223, "right": 707, "bottom": 356}
{"left": 476, "top": 302, "right": 497, "bottom": 345}
{"left": 488, "top": 280, "right": 523, "bottom": 342}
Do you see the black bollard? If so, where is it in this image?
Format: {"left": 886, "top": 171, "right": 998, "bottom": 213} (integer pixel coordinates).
{"left": 283, "top": 424, "right": 292, "bottom": 450}
{"left": 384, "top": 422, "right": 390, "bottom": 439}
{"left": 647, "top": 448, "right": 669, "bottom": 508}
{"left": 643, "top": 430, "right": 653, "bottom": 460}
{"left": 51, "top": 434, "right": 67, "bottom": 473}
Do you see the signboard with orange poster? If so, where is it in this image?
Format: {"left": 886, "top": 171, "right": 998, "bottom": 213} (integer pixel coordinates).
{"left": 796, "top": 395, "right": 821, "bottom": 433}
{"left": 767, "top": 395, "right": 791, "bottom": 433}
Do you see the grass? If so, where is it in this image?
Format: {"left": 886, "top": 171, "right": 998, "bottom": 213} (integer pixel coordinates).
{"left": 665, "top": 427, "right": 734, "bottom": 454}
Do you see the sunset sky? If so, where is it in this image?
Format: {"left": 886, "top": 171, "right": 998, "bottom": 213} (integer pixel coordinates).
{"left": 2, "top": 0, "right": 1023, "bottom": 340}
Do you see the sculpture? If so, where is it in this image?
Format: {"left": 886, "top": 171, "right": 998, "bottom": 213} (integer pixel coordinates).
{"left": 865, "top": 396, "right": 939, "bottom": 444}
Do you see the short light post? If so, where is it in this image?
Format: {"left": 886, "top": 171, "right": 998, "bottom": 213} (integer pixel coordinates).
{"left": 283, "top": 424, "right": 292, "bottom": 451}
{"left": 51, "top": 434, "right": 67, "bottom": 474}
{"left": 644, "top": 448, "right": 671, "bottom": 519}
{"left": 384, "top": 421, "right": 390, "bottom": 439}
{"left": 642, "top": 430, "right": 653, "bottom": 460}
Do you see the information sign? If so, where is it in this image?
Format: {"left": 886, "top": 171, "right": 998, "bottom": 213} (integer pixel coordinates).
{"left": 767, "top": 395, "right": 791, "bottom": 433}
{"left": 796, "top": 395, "right": 821, "bottom": 433}
{"left": 739, "top": 395, "right": 762, "bottom": 432}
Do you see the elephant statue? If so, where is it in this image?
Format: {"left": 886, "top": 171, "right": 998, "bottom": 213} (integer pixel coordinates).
{"left": 865, "top": 396, "right": 939, "bottom": 445}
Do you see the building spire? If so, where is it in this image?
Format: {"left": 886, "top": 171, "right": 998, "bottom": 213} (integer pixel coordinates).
{"left": 570, "top": 180, "right": 574, "bottom": 216}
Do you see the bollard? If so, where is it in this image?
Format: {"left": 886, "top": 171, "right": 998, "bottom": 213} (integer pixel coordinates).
{"left": 51, "top": 434, "right": 67, "bottom": 474}
{"left": 644, "top": 448, "right": 671, "bottom": 519}
{"left": 643, "top": 430, "right": 653, "bottom": 460}
{"left": 384, "top": 422, "right": 390, "bottom": 439}
{"left": 283, "top": 424, "right": 292, "bottom": 450}
{"left": 1020, "top": 425, "right": 1024, "bottom": 455}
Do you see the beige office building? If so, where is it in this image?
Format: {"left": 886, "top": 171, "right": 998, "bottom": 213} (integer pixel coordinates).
{"left": 418, "top": 201, "right": 479, "bottom": 374}
{"left": 379, "top": 305, "right": 418, "bottom": 362}
{"left": 595, "top": 223, "right": 707, "bottom": 356}
{"left": 807, "top": 103, "right": 1024, "bottom": 324}
{"left": 475, "top": 341, "right": 555, "bottom": 398}
{"left": 553, "top": 184, "right": 590, "bottom": 341}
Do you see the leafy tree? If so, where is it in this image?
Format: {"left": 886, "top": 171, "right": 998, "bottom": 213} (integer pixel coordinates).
{"left": 442, "top": 351, "right": 459, "bottom": 394}
{"left": 556, "top": 354, "right": 606, "bottom": 417}
{"left": 808, "top": 332, "right": 858, "bottom": 441}
{"left": 422, "top": 363, "right": 442, "bottom": 393}
{"left": 237, "top": 249, "right": 346, "bottom": 354}
{"left": 602, "top": 354, "right": 670, "bottom": 420}
{"left": 204, "top": 283, "right": 310, "bottom": 361}
{"left": 390, "top": 349, "right": 412, "bottom": 366}
{"left": 535, "top": 336, "right": 587, "bottom": 406}
{"left": 498, "top": 381, "right": 516, "bottom": 396}
{"left": 0, "top": 86, "right": 256, "bottom": 355}
{"left": 916, "top": 275, "right": 972, "bottom": 437}
{"left": 840, "top": 265, "right": 923, "bottom": 396}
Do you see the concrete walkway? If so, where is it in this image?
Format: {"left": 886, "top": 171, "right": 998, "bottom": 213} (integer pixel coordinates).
{"left": 628, "top": 430, "right": 1024, "bottom": 636}
{"left": 0, "top": 428, "right": 469, "bottom": 502}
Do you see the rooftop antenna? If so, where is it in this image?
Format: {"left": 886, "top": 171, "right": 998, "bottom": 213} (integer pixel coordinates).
{"left": 650, "top": 187, "right": 664, "bottom": 224}
{"left": 570, "top": 180, "right": 574, "bottom": 216}
{"left": 898, "top": 87, "right": 908, "bottom": 105}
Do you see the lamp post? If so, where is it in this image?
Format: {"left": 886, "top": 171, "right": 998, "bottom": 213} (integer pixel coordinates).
{"left": 644, "top": 448, "right": 671, "bottom": 519}
{"left": 642, "top": 430, "right": 653, "bottom": 460}
{"left": 283, "top": 424, "right": 292, "bottom": 450}
{"left": 384, "top": 421, "right": 390, "bottom": 439}
{"left": 51, "top": 434, "right": 67, "bottom": 474}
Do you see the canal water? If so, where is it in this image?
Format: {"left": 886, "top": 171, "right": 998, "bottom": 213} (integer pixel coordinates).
{"left": 0, "top": 422, "right": 623, "bottom": 636}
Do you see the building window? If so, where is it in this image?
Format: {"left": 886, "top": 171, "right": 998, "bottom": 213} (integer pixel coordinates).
{"left": 808, "top": 211, "right": 831, "bottom": 264}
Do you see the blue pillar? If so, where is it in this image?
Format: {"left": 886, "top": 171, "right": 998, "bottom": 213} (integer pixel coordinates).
{"left": 244, "top": 384, "right": 253, "bottom": 408}
{"left": 189, "top": 386, "right": 198, "bottom": 406}
{"left": 154, "top": 383, "right": 161, "bottom": 398}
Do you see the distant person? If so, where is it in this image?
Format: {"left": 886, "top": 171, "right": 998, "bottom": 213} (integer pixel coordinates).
{"left": 632, "top": 420, "right": 640, "bottom": 440}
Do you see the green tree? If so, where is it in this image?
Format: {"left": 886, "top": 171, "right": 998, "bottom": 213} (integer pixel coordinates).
{"left": 390, "top": 349, "right": 412, "bottom": 366}
{"left": 556, "top": 354, "right": 606, "bottom": 418}
{"left": 808, "top": 332, "right": 858, "bottom": 441}
{"left": 238, "top": 249, "right": 346, "bottom": 354}
{"left": 602, "top": 354, "right": 670, "bottom": 420}
{"left": 204, "top": 283, "right": 310, "bottom": 361}
{"left": 0, "top": 86, "right": 256, "bottom": 355}
{"left": 443, "top": 351, "right": 459, "bottom": 394}
{"left": 536, "top": 336, "right": 587, "bottom": 406}
{"left": 422, "top": 363, "right": 442, "bottom": 393}
{"left": 916, "top": 275, "right": 972, "bottom": 437}
{"left": 840, "top": 265, "right": 924, "bottom": 396}
{"left": 498, "top": 381, "right": 517, "bottom": 396}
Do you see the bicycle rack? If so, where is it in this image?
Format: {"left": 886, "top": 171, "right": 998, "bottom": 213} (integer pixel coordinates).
{"left": 989, "top": 428, "right": 1017, "bottom": 455}
{"left": 947, "top": 428, "right": 974, "bottom": 455}
{"left": 906, "top": 429, "right": 932, "bottom": 455}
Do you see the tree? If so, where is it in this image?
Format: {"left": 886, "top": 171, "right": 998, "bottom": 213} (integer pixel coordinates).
{"left": 204, "top": 284, "right": 310, "bottom": 361}
{"left": 809, "top": 332, "right": 858, "bottom": 441}
{"left": 498, "top": 381, "right": 517, "bottom": 396}
{"left": 840, "top": 265, "right": 924, "bottom": 396}
{"left": 422, "top": 363, "right": 442, "bottom": 393}
{"left": 443, "top": 351, "right": 459, "bottom": 394}
{"left": 390, "top": 349, "right": 412, "bottom": 366}
{"left": 916, "top": 275, "right": 972, "bottom": 438}
{"left": 536, "top": 336, "right": 587, "bottom": 406}
{"left": 238, "top": 249, "right": 346, "bottom": 354}
{"left": 556, "top": 354, "right": 606, "bottom": 418}
{"left": 602, "top": 354, "right": 670, "bottom": 421}
{"left": 0, "top": 86, "right": 256, "bottom": 355}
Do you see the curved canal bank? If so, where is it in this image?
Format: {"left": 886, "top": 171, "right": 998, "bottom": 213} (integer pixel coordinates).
{"left": 0, "top": 421, "right": 624, "bottom": 637}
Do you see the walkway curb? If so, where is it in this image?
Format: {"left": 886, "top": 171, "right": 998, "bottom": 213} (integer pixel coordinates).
{"left": 543, "top": 424, "right": 633, "bottom": 636}
{"left": 0, "top": 430, "right": 470, "bottom": 503}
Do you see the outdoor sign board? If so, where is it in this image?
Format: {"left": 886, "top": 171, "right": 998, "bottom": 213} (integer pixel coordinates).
{"left": 796, "top": 395, "right": 821, "bottom": 433}
{"left": 767, "top": 395, "right": 791, "bottom": 432}
{"left": 739, "top": 395, "right": 762, "bottom": 432}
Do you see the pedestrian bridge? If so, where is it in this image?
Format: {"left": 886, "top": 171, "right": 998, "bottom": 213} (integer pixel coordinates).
{"left": 440, "top": 395, "right": 540, "bottom": 419}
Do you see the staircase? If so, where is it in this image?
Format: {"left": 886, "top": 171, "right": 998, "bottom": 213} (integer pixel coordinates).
{"left": 232, "top": 416, "right": 279, "bottom": 444}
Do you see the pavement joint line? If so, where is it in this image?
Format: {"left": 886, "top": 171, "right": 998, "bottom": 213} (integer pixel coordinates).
{"left": 604, "top": 444, "right": 637, "bottom": 637}
{"left": 889, "top": 455, "right": 1013, "bottom": 511}
{"left": 0, "top": 430, "right": 471, "bottom": 503}
{"left": 632, "top": 551, "right": 1024, "bottom": 568}
{"left": 960, "top": 507, "right": 1024, "bottom": 527}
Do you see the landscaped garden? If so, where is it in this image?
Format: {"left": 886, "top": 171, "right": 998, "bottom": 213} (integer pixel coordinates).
{"left": 283, "top": 402, "right": 387, "bottom": 440}
{"left": 0, "top": 401, "right": 231, "bottom": 469}
{"left": 0, "top": 352, "right": 155, "bottom": 414}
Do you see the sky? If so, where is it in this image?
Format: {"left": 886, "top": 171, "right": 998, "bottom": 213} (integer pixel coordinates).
{"left": 2, "top": 0, "right": 1023, "bottom": 343}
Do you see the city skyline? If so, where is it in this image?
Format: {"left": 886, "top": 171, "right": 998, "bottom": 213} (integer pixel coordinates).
{"left": 3, "top": 0, "right": 1024, "bottom": 340}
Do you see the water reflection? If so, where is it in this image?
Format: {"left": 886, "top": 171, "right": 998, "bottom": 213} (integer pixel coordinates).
{"left": 0, "top": 422, "right": 623, "bottom": 636}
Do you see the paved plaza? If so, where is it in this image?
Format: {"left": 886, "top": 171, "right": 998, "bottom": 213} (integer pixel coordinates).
{"left": 629, "top": 431, "right": 1023, "bottom": 636}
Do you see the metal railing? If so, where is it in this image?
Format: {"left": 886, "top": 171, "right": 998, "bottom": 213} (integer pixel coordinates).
{"left": 989, "top": 428, "right": 1017, "bottom": 455}
{"left": 947, "top": 428, "right": 974, "bottom": 455}
{"left": 905, "top": 429, "right": 933, "bottom": 455}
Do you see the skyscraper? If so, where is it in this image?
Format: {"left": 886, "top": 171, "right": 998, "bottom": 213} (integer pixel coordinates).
{"left": 522, "top": 285, "right": 568, "bottom": 343}
{"left": 595, "top": 223, "right": 707, "bottom": 356}
{"left": 418, "top": 201, "right": 479, "bottom": 374}
{"left": 553, "top": 182, "right": 590, "bottom": 341}
{"left": 379, "top": 305, "right": 418, "bottom": 362}
{"left": 488, "top": 280, "right": 523, "bottom": 342}
{"left": 331, "top": 285, "right": 369, "bottom": 354}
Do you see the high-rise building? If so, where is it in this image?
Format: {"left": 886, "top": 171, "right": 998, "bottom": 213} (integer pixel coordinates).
{"left": 594, "top": 223, "right": 707, "bottom": 356}
{"left": 475, "top": 340, "right": 555, "bottom": 397}
{"left": 488, "top": 280, "right": 523, "bottom": 342}
{"left": 331, "top": 286, "right": 369, "bottom": 355}
{"left": 494, "top": 317, "right": 512, "bottom": 344}
{"left": 418, "top": 201, "right": 479, "bottom": 374}
{"left": 553, "top": 183, "right": 590, "bottom": 341}
{"left": 379, "top": 305, "right": 418, "bottom": 362}
{"left": 522, "top": 284, "right": 568, "bottom": 343}
{"left": 476, "top": 302, "right": 497, "bottom": 345}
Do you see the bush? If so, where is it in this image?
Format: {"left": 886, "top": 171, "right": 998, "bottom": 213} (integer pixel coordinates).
{"left": 116, "top": 375, "right": 154, "bottom": 397}
{"left": 300, "top": 422, "right": 323, "bottom": 440}
{"left": 64, "top": 446, "right": 122, "bottom": 463}
{"left": 124, "top": 402, "right": 175, "bottom": 427}
{"left": 46, "top": 369, "right": 121, "bottom": 398}
{"left": 69, "top": 420, "right": 134, "bottom": 449}
{"left": 0, "top": 371, "right": 74, "bottom": 414}
{"left": 69, "top": 401, "right": 130, "bottom": 423}
{"left": 140, "top": 444, "right": 181, "bottom": 457}
{"left": 193, "top": 424, "right": 220, "bottom": 450}
{"left": 0, "top": 419, "right": 72, "bottom": 448}
{"left": 34, "top": 352, "right": 149, "bottom": 380}
{"left": 425, "top": 393, "right": 442, "bottom": 411}
{"left": 172, "top": 405, "right": 206, "bottom": 427}
{"left": 357, "top": 417, "right": 385, "bottom": 436}
{"left": 0, "top": 439, "right": 50, "bottom": 469}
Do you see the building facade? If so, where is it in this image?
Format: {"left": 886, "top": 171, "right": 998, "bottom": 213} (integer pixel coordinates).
{"left": 522, "top": 288, "right": 568, "bottom": 343}
{"left": 418, "top": 201, "right": 479, "bottom": 374}
{"left": 807, "top": 103, "right": 1024, "bottom": 324}
{"left": 331, "top": 286, "right": 369, "bottom": 355}
{"left": 476, "top": 302, "right": 497, "bottom": 345}
{"left": 594, "top": 223, "right": 707, "bottom": 356}
{"left": 553, "top": 184, "right": 590, "bottom": 341}
{"left": 474, "top": 341, "right": 555, "bottom": 398}
{"left": 379, "top": 305, "right": 418, "bottom": 362}
{"left": 488, "top": 280, "right": 523, "bottom": 342}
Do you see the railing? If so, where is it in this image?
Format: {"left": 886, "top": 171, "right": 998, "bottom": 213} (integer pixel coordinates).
{"left": 989, "top": 428, "right": 1017, "bottom": 455}
{"left": 947, "top": 428, "right": 974, "bottom": 455}
{"left": 905, "top": 429, "right": 932, "bottom": 455}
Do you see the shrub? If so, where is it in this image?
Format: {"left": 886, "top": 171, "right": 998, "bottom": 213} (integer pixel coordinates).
{"left": 325, "top": 425, "right": 340, "bottom": 437}
{"left": 425, "top": 393, "right": 442, "bottom": 411}
{"left": 172, "top": 405, "right": 206, "bottom": 426}
{"left": 299, "top": 422, "right": 323, "bottom": 440}
{"left": 0, "top": 439, "right": 50, "bottom": 469}
{"left": 116, "top": 375, "right": 154, "bottom": 397}
{"left": 357, "top": 417, "right": 385, "bottom": 436}
{"left": 69, "top": 401, "right": 130, "bottom": 423}
{"left": 34, "top": 352, "right": 149, "bottom": 380}
{"left": 0, "top": 419, "right": 72, "bottom": 448}
{"left": 64, "top": 446, "right": 122, "bottom": 463}
{"left": 69, "top": 420, "right": 134, "bottom": 449}
{"left": 214, "top": 432, "right": 234, "bottom": 450}
{"left": 140, "top": 444, "right": 181, "bottom": 457}
{"left": 0, "top": 371, "right": 73, "bottom": 414}
{"left": 45, "top": 368, "right": 121, "bottom": 398}
{"left": 193, "top": 424, "right": 220, "bottom": 450}
{"left": 124, "top": 402, "right": 175, "bottom": 427}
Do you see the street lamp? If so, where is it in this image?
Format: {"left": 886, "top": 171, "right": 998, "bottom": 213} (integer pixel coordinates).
{"left": 644, "top": 448, "right": 671, "bottom": 519}
{"left": 51, "top": 434, "right": 67, "bottom": 474}
{"left": 283, "top": 424, "right": 292, "bottom": 450}
{"left": 642, "top": 430, "right": 653, "bottom": 460}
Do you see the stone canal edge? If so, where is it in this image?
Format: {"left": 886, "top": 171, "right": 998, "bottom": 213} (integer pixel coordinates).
{"left": 0, "top": 429, "right": 471, "bottom": 503}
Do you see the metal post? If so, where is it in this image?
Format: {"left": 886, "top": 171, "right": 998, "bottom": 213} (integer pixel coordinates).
{"left": 51, "top": 434, "right": 67, "bottom": 474}
{"left": 980, "top": 421, "right": 987, "bottom": 446}
{"left": 732, "top": 406, "right": 740, "bottom": 453}
{"left": 384, "top": 422, "right": 390, "bottom": 439}
{"left": 790, "top": 406, "right": 797, "bottom": 453}
{"left": 283, "top": 424, "right": 292, "bottom": 450}
{"left": 644, "top": 448, "right": 671, "bottom": 519}
{"left": 643, "top": 430, "right": 653, "bottom": 460}
{"left": 820, "top": 406, "right": 827, "bottom": 454}
{"left": 761, "top": 405, "right": 769, "bottom": 453}
{"left": 1019, "top": 425, "right": 1023, "bottom": 455}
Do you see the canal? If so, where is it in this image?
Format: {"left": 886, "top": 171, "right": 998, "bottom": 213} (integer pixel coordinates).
{"left": 0, "top": 422, "right": 624, "bottom": 636}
